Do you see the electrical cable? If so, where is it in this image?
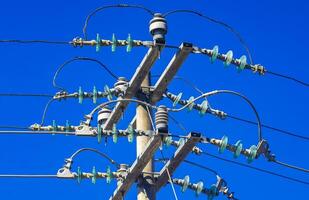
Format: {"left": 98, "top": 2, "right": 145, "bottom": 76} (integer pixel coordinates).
{"left": 228, "top": 114, "right": 309, "bottom": 141}
{"left": 53, "top": 56, "right": 118, "bottom": 92}
{"left": 82, "top": 4, "right": 155, "bottom": 39}
{"left": 0, "top": 93, "right": 53, "bottom": 98}
{"left": 183, "top": 159, "right": 218, "bottom": 176}
{"left": 266, "top": 70, "right": 309, "bottom": 87}
{"left": 0, "top": 126, "right": 29, "bottom": 130}
{"left": 163, "top": 9, "right": 253, "bottom": 64}
{"left": 0, "top": 174, "right": 57, "bottom": 178}
{"left": 202, "top": 151, "right": 309, "bottom": 185}
{"left": 168, "top": 90, "right": 262, "bottom": 142}
{"left": 0, "top": 39, "right": 69, "bottom": 45}
{"left": 40, "top": 98, "right": 56, "bottom": 126}
{"left": 69, "top": 148, "right": 119, "bottom": 167}
{"left": 0, "top": 130, "right": 74, "bottom": 135}
{"left": 272, "top": 160, "right": 309, "bottom": 173}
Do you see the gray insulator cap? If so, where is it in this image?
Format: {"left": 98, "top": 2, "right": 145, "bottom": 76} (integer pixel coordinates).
{"left": 155, "top": 105, "right": 168, "bottom": 133}
{"left": 149, "top": 13, "right": 168, "bottom": 44}
{"left": 97, "top": 107, "right": 112, "bottom": 124}
{"left": 114, "top": 77, "right": 128, "bottom": 94}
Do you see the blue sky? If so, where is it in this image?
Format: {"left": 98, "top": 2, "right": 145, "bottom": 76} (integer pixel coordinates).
{"left": 0, "top": 0, "right": 308, "bottom": 199}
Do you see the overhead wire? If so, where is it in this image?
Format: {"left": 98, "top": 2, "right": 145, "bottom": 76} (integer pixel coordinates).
{"left": 69, "top": 148, "right": 119, "bottom": 167}
{"left": 0, "top": 174, "right": 57, "bottom": 178}
{"left": 183, "top": 159, "right": 218, "bottom": 176}
{"left": 82, "top": 4, "right": 155, "bottom": 39}
{"left": 168, "top": 75, "right": 308, "bottom": 141}
{"left": 40, "top": 98, "right": 56, "bottom": 126}
{"left": 0, "top": 39, "right": 69, "bottom": 45}
{"left": 266, "top": 70, "right": 309, "bottom": 87}
{"left": 272, "top": 160, "right": 309, "bottom": 173}
{"left": 53, "top": 56, "right": 119, "bottom": 92}
{"left": 0, "top": 93, "right": 53, "bottom": 98}
{"left": 162, "top": 9, "right": 253, "bottom": 64}
{"left": 202, "top": 151, "right": 309, "bottom": 185}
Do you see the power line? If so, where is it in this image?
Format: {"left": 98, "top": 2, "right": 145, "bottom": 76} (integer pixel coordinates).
{"left": 183, "top": 160, "right": 218, "bottom": 176}
{"left": 0, "top": 39, "right": 69, "bottom": 45}
{"left": 53, "top": 56, "right": 119, "bottom": 92}
{"left": 267, "top": 70, "right": 309, "bottom": 87}
{"left": 228, "top": 114, "right": 309, "bottom": 141}
{"left": 0, "top": 174, "right": 57, "bottom": 178}
{"left": 82, "top": 4, "right": 155, "bottom": 39}
{"left": 201, "top": 151, "right": 309, "bottom": 186}
{"left": 273, "top": 160, "right": 309, "bottom": 173}
{"left": 0, "top": 93, "right": 53, "bottom": 97}
{"left": 162, "top": 9, "right": 253, "bottom": 64}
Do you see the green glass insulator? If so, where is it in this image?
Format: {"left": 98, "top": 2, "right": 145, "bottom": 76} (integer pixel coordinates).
{"left": 233, "top": 140, "right": 243, "bottom": 158}
{"left": 164, "top": 136, "right": 173, "bottom": 147}
{"left": 112, "top": 124, "right": 118, "bottom": 143}
{"left": 196, "top": 181, "right": 204, "bottom": 196}
{"left": 182, "top": 175, "right": 190, "bottom": 192}
{"left": 77, "top": 166, "right": 82, "bottom": 183}
{"left": 52, "top": 120, "right": 57, "bottom": 132}
{"left": 247, "top": 145, "right": 257, "bottom": 163}
{"left": 178, "top": 138, "right": 185, "bottom": 146}
{"left": 96, "top": 33, "right": 101, "bottom": 52}
{"left": 127, "top": 124, "right": 134, "bottom": 143}
{"left": 106, "top": 166, "right": 112, "bottom": 184}
{"left": 224, "top": 50, "right": 233, "bottom": 67}
{"left": 126, "top": 34, "right": 133, "bottom": 52}
{"left": 65, "top": 120, "right": 70, "bottom": 132}
{"left": 111, "top": 33, "right": 117, "bottom": 52}
{"left": 210, "top": 45, "right": 219, "bottom": 63}
{"left": 78, "top": 86, "right": 83, "bottom": 104}
{"left": 199, "top": 100, "right": 209, "bottom": 115}
{"left": 187, "top": 96, "right": 195, "bottom": 111}
{"left": 104, "top": 85, "right": 112, "bottom": 101}
{"left": 93, "top": 86, "right": 97, "bottom": 104}
{"left": 219, "top": 135, "right": 228, "bottom": 154}
{"left": 238, "top": 55, "right": 247, "bottom": 72}
{"left": 208, "top": 184, "right": 218, "bottom": 200}
{"left": 92, "top": 166, "right": 97, "bottom": 184}
{"left": 97, "top": 124, "right": 102, "bottom": 144}
{"left": 173, "top": 93, "right": 182, "bottom": 107}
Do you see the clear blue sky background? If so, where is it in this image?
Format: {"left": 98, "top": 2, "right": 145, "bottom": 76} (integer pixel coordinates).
{"left": 0, "top": 0, "right": 308, "bottom": 199}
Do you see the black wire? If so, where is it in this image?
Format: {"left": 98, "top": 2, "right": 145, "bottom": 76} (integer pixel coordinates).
{"left": 40, "top": 98, "right": 55, "bottom": 126}
{"left": 183, "top": 159, "right": 218, "bottom": 176}
{"left": 267, "top": 70, "right": 309, "bottom": 87}
{"left": 228, "top": 114, "right": 309, "bottom": 141}
{"left": 0, "top": 93, "right": 53, "bottom": 98}
{"left": 273, "top": 160, "right": 309, "bottom": 173}
{"left": 0, "top": 126, "right": 28, "bottom": 130}
{"left": 53, "top": 56, "right": 119, "bottom": 92}
{"left": 202, "top": 152, "right": 309, "bottom": 186}
{"left": 83, "top": 4, "right": 155, "bottom": 39}
{"left": 0, "top": 40, "right": 69, "bottom": 45}
{"left": 163, "top": 9, "right": 253, "bottom": 64}
{"left": 70, "top": 148, "right": 119, "bottom": 167}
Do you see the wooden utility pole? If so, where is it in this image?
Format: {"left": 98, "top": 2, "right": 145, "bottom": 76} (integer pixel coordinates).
{"left": 136, "top": 74, "right": 156, "bottom": 200}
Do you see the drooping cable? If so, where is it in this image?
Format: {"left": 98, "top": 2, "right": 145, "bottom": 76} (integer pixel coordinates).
{"left": 169, "top": 90, "right": 262, "bottom": 142}
{"left": 69, "top": 148, "right": 119, "bottom": 167}
{"left": 53, "top": 56, "right": 118, "bottom": 92}
{"left": 82, "top": 4, "right": 155, "bottom": 39}
{"left": 40, "top": 98, "right": 55, "bottom": 126}
{"left": 202, "top": 151, "right": 309, "bottom": 185}
{"left": 163, "top": 9, "right": 253, "bottom": 64}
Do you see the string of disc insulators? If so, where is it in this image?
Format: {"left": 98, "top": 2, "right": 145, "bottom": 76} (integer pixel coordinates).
{"left": 173, "top": 175, "right": 236, "bottom": 200}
